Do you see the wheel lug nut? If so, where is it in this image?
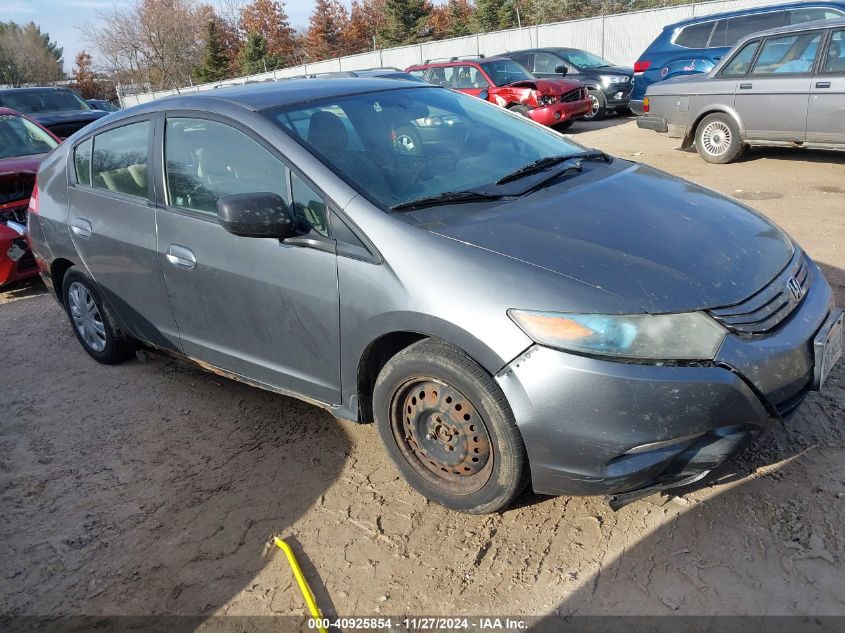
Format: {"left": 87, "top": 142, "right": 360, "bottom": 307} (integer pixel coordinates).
{"left": 427, "top": 432, "right": 436, "bottom": 440}
{"left": 447, "top": 444, "right": 454, "bottom": 451}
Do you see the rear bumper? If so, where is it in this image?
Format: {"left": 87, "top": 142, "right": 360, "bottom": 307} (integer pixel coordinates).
{"left": 637, "top": 114, "right": 668, "bottom": 133}
{"left": 529, "top": 99, "right": 592, "bottom": 126}
{"left": 496, "top": 261, "right": 837, "bottom": 499}
{"left": 630, "top": 99, "right": 645, "bottom": 116}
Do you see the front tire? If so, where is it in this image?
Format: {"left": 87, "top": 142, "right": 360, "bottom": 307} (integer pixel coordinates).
{"left": 582, "top": 89, "right": 607, "bottom": 121}
{"left": 695, "top": 113, "right": 745, "bottom": 164}
{"left": 373, "top": 339, "right": 529, "bottom": 514}
{"left": 62, "top": 267, "right": 135, "bottom": 364}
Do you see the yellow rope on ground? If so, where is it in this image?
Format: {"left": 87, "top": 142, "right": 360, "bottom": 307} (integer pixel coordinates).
{"left": 274, "top": 536, "right": 328, "bottom": 633}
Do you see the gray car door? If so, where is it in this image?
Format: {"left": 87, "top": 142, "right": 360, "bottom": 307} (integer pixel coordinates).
{"left": 67, "top": 118, "right": 181, "bottom": 351}
{"left": 733, "top": 30, "right": 822, "bottom": 141}
{"left": 153, "top": 114, "right": 341, "bottom": 404}
{"left": 806, "top": 29, "right": 845, "bottom": 143}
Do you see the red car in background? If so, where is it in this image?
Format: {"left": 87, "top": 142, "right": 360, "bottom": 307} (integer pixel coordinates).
{"left": 0, "top": 108, "right": 60, "bottom": 286}
{"left": 406, "top": 56, "right": 591, "bottom": 129}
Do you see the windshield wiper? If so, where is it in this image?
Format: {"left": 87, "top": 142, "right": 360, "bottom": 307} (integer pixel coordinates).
{"left": 495, "top": 150, "right": 610, "bottom": 186}
{"left": 389, "top": 190, "right": 505, "bottom": 212}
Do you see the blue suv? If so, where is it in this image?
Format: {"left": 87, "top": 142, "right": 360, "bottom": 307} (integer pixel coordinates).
{"left": 630, "top": 1, "right": 845, "bottom": 114}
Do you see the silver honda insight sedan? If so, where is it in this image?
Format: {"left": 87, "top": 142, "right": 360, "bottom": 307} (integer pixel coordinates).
{"left": 638, "top": 17, "right": 845, "bottom": 163}
{"left": 28, "top": 78, "right": 842, "bottom": 513}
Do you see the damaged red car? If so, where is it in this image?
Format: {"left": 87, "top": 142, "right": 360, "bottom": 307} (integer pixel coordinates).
{"left": 406, "top": 56, "right": 591, "bottom": 129}
{"left": 0, "top": 108, "right": 60, "bottom": 286}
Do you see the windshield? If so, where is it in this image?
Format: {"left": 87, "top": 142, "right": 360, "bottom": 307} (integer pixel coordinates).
{"left": 479, "top": 59, "right": 535, "bottom": 86}
{"left": 562, "top": 51, "right": 613, "bottom": 70}
{"left": 0, "top": 89, "right": 90, "bottom": 114}
{"left": 263, "top": 87, "right": 584, "bottom": 210}
{"left": 0, "top": 114, "right": 58, "bottom": 159}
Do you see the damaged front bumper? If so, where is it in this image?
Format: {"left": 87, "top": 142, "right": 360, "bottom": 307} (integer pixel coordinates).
{"left": 0, "top": 204, "right": 37, "bottom": 286}
{"left": 495, "top": 260, "right": 836, "bottom": 503}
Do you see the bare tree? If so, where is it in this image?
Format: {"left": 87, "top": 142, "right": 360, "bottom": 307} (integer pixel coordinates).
{"left": 81, "top": 0, "right": 207, "bottom": 91}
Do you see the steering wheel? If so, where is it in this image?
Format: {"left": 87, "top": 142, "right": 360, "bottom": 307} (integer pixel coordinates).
{"left": 410, "top": 149, "right": 458, "bottom": 185}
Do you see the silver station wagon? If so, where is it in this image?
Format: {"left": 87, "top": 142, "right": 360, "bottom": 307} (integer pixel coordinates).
{"left": 638, "top": 17, "right": 845, "bottom": 162}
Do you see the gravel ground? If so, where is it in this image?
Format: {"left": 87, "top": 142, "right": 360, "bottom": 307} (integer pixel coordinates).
{"left": 1, "top": 117, "right": 844, "bottom": 619}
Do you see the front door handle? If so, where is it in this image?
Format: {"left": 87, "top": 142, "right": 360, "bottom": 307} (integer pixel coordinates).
{"left": 739, "top": 82, "right": 753, "bottom": 90}
{"left": 816, "top": 81, "right": 832, "bottom": 88}
{"left": 70, "top": 218, "right": 92, "bottom": 238}
{"left": 165, "top": 243, "right": 196, "bottom": 270}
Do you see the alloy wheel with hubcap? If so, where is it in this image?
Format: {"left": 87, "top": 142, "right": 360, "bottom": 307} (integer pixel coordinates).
{"left": 700, "top": 121, "right": 732, "bottom": 157}
{"left": 694, "top": 113, "right": 745, "bottom": 164}
{"left": 68, "top": 281, "right": 107, "bottom": 352}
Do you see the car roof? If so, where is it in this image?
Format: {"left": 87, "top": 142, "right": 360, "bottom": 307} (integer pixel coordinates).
{"left": 505, "top": 47, "right": 587, "bottom": 56}
{"left": 0, "top": 107, "right": 21, "bottom": 115}
{"left": 0, "top": 86, "right": 75, "bottom": 95}
{"left": 409, "top": 56, "right": 511, "bottom": 68}
{"left": 734, "top": 14, "right": 845, "bottom": 41}
{"left": 663, "top": 0, "right": 845, "bottom": 30}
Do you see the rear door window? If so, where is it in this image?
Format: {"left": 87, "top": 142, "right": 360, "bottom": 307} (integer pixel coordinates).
{"left": 91, "top": 121, "right": 150, "bottom": 198}
{"left": 532, "top": 52, "right": 564, "bottom": 74}
{"left": 821, "top": 30, "right": 845, "bottom": 73}
{"left": 74, "top": 138, "right": 92, "bottom": 186}
{"left": 725, "top": 12, "right": 786, "bottom": 47}
{"left": 750, "top": 32, "right": 822, "bottom": 75}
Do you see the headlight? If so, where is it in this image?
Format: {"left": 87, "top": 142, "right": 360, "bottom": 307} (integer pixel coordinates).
{"left": 508, "top": 310, "right": 726, "bottom": 360}
{"left": 600, "top": 75, "right": 628, "bottom": 86}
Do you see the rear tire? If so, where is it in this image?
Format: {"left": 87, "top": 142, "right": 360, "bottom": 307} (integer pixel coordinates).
{"left": 694, "top": 113, "right": 745, "bottom": 164}
{"left": 373, "top": 339, "right": 529, "bottom": 514}
{"left": 62, "top": 267, "right": 135, "bottom": 364}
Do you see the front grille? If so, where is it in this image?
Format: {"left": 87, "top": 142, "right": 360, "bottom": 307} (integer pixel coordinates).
{"left": 708, "top": 251, "right": 811, "bottom": 335}
{"left": 561, "top": 88, "right": 584, "bottom": 103}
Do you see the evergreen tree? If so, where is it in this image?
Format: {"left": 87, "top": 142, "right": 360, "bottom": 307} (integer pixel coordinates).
{"left": 472, "top": 0, "right": 508, "bottom": 32}
{"left": 380, "top": 0, "right": 432, "bottom": 46}
{"left": 305, "top": 0, "right": 349, "bottom": 61}
{"left": 193, "top": 19, "right": 230, "bottom": 83}
{"left": 237, "top": 31, "right": 280, "bottom": 75}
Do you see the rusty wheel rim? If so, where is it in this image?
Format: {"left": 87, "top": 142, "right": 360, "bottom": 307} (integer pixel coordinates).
{"left": 390, "top": 377, "right": 493, "bottom": 494}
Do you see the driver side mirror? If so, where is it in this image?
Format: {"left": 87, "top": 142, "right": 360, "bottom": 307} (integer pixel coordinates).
{"left": 554, "top": 65, "right": 568, "bottom": 75}
{"left": 217, "top": 192, "right": 297, "bottom": 239}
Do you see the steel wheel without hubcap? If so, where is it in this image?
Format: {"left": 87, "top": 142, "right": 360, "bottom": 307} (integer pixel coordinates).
{"left": 700, "top": 120, "right": 732, "bottom": 157}
{"left": 390, "top": 377, "right": 493, "bottom": 494}
{"left": 68, "top": 281, "right": 106, "bottom": 352}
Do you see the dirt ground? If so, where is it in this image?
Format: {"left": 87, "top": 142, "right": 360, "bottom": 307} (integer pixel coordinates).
{"left": 2, "top": 118, "right": 844, "bottom": 620}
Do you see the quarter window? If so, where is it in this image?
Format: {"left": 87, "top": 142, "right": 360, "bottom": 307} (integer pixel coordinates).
{"left": 73, "top": 138, "right": 92, "bottom": 186}
{"left": 789, "top": 8, "right": 843, "bottom": 24}
{"left": 91, "top": 121, "right": 150, "bottom": 198}
{"left": 822, "top": 30, "right": 845, "bottom": 73}
{"left": 750, "top": 32, "right": 822, "bottom": 75}
{"left": 721, "top": 41, "right": 759, "bottom": 76}
{"left": 676, "top": 21, "right": 717, "bottom": 48}
{"left": 164, "top": 118, "right": 290, "bottom": 215}
{"left": 291, "top": 173, "right": 328, "bottom": 237}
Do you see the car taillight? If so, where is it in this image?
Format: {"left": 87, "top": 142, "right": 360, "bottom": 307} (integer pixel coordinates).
{"left": 643, "top": 97, "right": 649, "bottom": 113}
{"left": 28, "top": 179, "right": 39, "bottom": 215}
{"left": 634, "top": 60, "right": 651, "bottom": 74}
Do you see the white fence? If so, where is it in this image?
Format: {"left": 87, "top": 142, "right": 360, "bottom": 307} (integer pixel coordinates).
{"left": 119, "top": 0, "right": 792, "bottom": 107}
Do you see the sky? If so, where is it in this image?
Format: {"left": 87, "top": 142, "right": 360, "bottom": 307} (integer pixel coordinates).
{"left": 0, "top": 0, "right": 333, "bottom": 73}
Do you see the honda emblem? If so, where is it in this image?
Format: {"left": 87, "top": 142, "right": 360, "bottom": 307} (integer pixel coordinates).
{"left": 786, "top": 276, "right": 802, "bottom": 301}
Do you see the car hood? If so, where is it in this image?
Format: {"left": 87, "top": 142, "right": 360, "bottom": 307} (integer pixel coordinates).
{"left": 29, "top": 109, "right": 108, "bottom": 126}
{"left": 422, "top": 162, "right": 794, "bottom": 313}
{"left": 579, "top": 65, "right": 634, "bottom": 77}
{"left": 508, "top": 78, "right": 582, "bottom": 94}
{"left": 0, "top": 155, "right": 42, "bottom": 207}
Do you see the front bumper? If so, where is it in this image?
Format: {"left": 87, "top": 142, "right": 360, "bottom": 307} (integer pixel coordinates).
{"left": 529, "top": 99, "right": 592, "bottom": 126}
{"left": 496, "top": 260, "right": 836, "bottom": 498}
{"left": 602, "top": 83, "right": 632, "bottom": 108}
{"left": 0, "top": 219, "right": 38, "bottom": 286}
{"left": 637, "top": 114, "right": 668, "bottom": 133}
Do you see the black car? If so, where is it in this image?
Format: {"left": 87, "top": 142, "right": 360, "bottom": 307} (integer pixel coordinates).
{"left": 502, "top": 48, "right": 634, "bottom": 121}
{"left": 86, "top": 99, "right": 120, "bottom": 112}
{"left": 0, "top": 87, "right": 109, "bottom": 139}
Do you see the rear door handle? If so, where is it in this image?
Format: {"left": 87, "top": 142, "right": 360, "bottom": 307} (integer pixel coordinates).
{"left": 165, "top": 243, "right": 196, "bottom": 270}
{"left": 816, "top": 81, "right": 832, "bottom": 88}
{"left": 70, "top": 218, "right": 92, "bottom": 238}
{"left": 739, "top": 83, "right": 753, "bottom": 90}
